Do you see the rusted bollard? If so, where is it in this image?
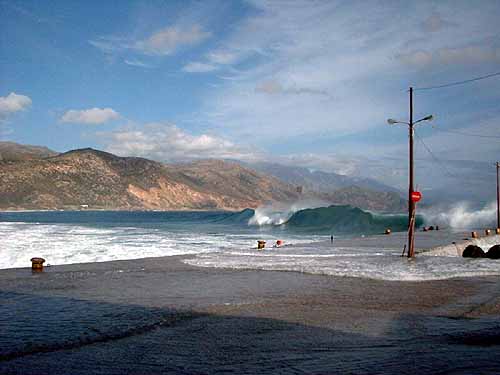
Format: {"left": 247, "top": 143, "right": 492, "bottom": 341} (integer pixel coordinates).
{"left": 384, "top": 228, "right": 391, "bottom": 235}
{"left": 496, "top": 228, "right": 500, "bottom": 235}
{"left": 257, "top": 240, "right": 266, "bottom": 250}
{"left": 30, "top": 257, "right": 45, "bottom": 272}
{"left": 485, "top": 229, "right": 491, "bottom": 236}
{"left": 471, "top": 231, "right": 479, "bottom": 239}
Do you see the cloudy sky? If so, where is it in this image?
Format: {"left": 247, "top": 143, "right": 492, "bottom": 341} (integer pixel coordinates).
{"left": 1, "top": 0, "right": 499, "bottom": 196}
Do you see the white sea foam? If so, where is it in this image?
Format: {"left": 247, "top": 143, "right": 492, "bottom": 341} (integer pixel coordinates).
{"left": 184, "top": 244, "right": 500, "bottom": 281}
{"left": 3, "top": 220, "right": 500, "bottom": 281}
{"left": 248, "top": 200, "right": 327, "bottom": 226}
{"left": 422, "top": 201, "right": 496, "bottom": 229}
{"left": 0, "top": 222, "right": 321, "bottom": 270}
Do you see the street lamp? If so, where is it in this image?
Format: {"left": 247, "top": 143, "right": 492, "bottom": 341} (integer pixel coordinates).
{"left": 387, "top": 115, "right": 433, "bottom": 126}
{"left": 387, "top": 87, "right": 433, "bottom": 258}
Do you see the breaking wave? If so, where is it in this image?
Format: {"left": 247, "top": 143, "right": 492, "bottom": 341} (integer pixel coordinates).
{"left": 249, "top": 204, "right": 421, "bottom": 234}
{"left": 248, "top": 200, "right": 327, "bottom": 226}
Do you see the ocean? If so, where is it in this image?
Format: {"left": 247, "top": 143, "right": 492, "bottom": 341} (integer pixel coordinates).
{"left": 1, "top": 210, "right": 500, "bottom": 281}
{"left": 2, "top": 210, "right": 500, "bottom": 374}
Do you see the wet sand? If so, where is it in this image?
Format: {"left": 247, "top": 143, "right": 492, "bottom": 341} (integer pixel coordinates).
{"left": 1, "top": 235, "right": 500, "bottom": 374}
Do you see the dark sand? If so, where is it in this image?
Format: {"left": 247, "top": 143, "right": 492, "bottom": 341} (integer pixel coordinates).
{"left": 1, "top": 243, "right": 500, "bottom": 374}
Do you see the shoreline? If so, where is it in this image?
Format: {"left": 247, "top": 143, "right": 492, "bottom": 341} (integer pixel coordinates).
{"left": 1, "top": 226, "right": 499, "bottom": 272}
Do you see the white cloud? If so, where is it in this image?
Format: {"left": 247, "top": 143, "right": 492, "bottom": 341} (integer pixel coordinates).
{"left": 399, "top": 45, "right": 500, "bottom": 67}
{"left": 182, "top": 62, "right": 218, "bottom": 73}
{"left": 255, "top": 79, "right": 329, "bottom": 96}
{"left": 103, "top": 123, "right": 259, "bottom": 161}
{"left": 90, "top": 24, "right": 210, "bottom": 57}
{"left": 124, "top": 59, "right": 153, "bottom": 68}
{"left": 206, "top": 50, "right": 238, "bottom": 65}
{"left": 89, "top": 37, "right": 128, "bottom": 54}
{"left": 60, "top": 108, "right": 120, "bottom": 125}
{"left": 0, "top": 92, "right": 32, "bottom": 118}
{"left": 421, "top": 13, "right": 454, "bottom": 33}
{"left": 182, "top": 50, "right": 241, "bottom": 74}
{"left": 191, "top": 0, "right": 500, "bottom": 146}
{"left": 134, "top": 25, "right": 210, "bottom": 56}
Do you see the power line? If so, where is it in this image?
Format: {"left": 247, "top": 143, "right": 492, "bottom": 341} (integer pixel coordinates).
{"left": 414, "top": 71, "right": 500, "bottom": 91}
{"left": 432, "top": 126, "right": 500, "bottom": 139}
{"left": 414, "top": 132, "right": 457, "bottom": 179}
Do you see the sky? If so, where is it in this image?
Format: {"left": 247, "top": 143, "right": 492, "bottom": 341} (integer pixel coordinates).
{"left": 1, "top": 0, "right": 499, "bottom": 200}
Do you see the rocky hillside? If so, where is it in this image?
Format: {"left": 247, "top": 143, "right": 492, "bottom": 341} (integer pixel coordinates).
{"left": 319, "top": 186, "right": 407, "bottom": 213}
{"left": 248, "top": 162, "right": 406, "bottom": 212}
{"left": 0, "top": 143, "right": 407, "bottom": 212}
{"left": 0, "top": 148, "right": 299, "bottom": 211}
{"left": 0, "top": 142, "right": 58, "bottom": 161}
{"left": 248, "top": 161, "right": 400, "bottom": 193}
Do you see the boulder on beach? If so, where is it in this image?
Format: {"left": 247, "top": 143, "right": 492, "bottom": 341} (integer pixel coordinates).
{"left": 462, "top": 245, "right": 485, "bottom": 258}
{"left": 486, "top": 244, "right": 500, "bottom": 259}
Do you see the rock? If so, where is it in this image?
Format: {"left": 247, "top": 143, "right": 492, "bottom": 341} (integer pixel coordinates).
{"left": 462, "top": 245, "right": 485, "bottom": 258}
{"left": 486, "top": 244, "right": 500, "bottom": 259}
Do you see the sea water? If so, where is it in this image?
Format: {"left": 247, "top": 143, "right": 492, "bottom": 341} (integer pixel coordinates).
{"left": 0, "top": 211, "right": 322, "bottom": 270}
{"left": 1, "top": 210, "right": 500, "bottom": 281}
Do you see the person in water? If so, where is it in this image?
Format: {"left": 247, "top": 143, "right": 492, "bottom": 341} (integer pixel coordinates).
{"left": 330, "top": 235, "right": 333, "bottom": 243}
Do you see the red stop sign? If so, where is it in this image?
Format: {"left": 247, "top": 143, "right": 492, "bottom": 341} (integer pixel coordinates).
{"left": 411, "top": 191, "right": 422, "bottom": 202}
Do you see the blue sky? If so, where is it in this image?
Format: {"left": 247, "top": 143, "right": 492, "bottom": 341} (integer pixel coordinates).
{"left": 1, "top": 0, "right": 499, "bottom": 195}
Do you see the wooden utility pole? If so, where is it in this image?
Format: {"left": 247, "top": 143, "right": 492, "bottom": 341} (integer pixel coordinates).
{"left": 387, "top": 88, "right": 432, "bottom": 257}
{"left": 408, "top": 87, "right": 415, "bottom": 258}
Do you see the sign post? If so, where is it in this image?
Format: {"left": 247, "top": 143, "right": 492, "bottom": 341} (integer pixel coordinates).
{"left": 408, "top": 190, "right": 422, "bottom": 257}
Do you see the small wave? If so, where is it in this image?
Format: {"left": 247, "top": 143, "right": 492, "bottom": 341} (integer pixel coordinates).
{"left": 184, "top": 251, "right": 500, "bottom": 281}
{"left": 225, "top": 251, "right": 387, "bottom": 258}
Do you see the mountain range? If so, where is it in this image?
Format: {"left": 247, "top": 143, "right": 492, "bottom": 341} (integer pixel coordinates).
{"left": 247, "top": 161, "right": 401, "bottom": 193}
{"left": 0, "top": 142, "right": 406, "bottom": 212}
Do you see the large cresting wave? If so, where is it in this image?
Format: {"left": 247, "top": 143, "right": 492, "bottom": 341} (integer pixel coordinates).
{"left": 249, "top": 204, "right": 422, "bottom": 234}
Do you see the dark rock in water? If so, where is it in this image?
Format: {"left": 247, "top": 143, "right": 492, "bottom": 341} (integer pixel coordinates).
{"left": 486, "top": 244, "right": 500, "bottom": 259}
{"left": 462, "top": 245, "right": 485, "bottom": 258}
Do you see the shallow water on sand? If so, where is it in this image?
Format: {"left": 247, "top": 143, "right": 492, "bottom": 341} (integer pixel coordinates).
{"left": 185, "top": 238, "right": 500, "bottom": 281}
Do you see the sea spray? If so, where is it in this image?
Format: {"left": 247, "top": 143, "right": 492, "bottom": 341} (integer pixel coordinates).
{"left": 248, "top": 199, "right": 328, "bottom": 226}
{"left": 422, "top": 201, "right": 496, "bottom": 229}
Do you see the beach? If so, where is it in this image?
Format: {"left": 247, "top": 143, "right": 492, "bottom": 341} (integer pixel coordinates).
{"left": 1, "top": 234, "right": 500, "bottom": 374}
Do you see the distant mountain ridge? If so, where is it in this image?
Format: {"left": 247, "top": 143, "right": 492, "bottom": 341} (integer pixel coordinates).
{"left": 0, "top": 141, "right": 58, "bottom": 161}
{"left": 248, "top": 161, "right": 406, "bottom": 212}
{"left": 0, "top": 143, "right": 406, "bottom": 212}
{"left": 248, "top": 162, "right": 401, "bottom": 194}
{"left": 0, "top": 148, "right": 298, "bottom": 211}
{"left": 319, "top": 186, "right": 407, "bottom": 213}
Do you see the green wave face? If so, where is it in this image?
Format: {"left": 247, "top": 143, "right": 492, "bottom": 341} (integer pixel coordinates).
{"left": 283, "top": 205, "right": 422, "bottom": 234}
{"left": 211, "top": 208, "right": 256, "bottom": 224}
